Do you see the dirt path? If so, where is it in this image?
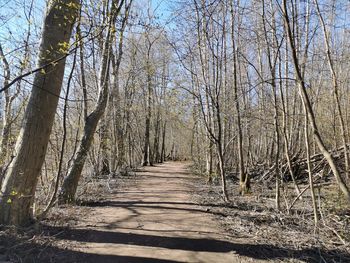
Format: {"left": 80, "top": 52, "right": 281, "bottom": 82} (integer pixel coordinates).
{"left": 3, "top": 161, "right": 348, "bottom": 262}
{"left": 50, "top": 162, "right": 266, "bottom": 263}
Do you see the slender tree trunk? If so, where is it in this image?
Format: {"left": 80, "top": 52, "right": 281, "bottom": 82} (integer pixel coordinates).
{"left": 111, "top": 53, "right": 125, "bottom": 170}
{"left": 111, "top": 6, "right": 130, "bottom": 171}
{"left": 153, "top": 109, "right": 161, "bottom": 163}
{"left": 230, "top": 1, "right": 249, "bottom": 194}
{"left": 0, "top": 1, "right": 32, "bottom": 171}
{"left": 59, "top": 0, "right": 125, "bottom": 204}
{"left": 77, "top": 15, "right": 88, "bottom": 120}
{"left": 100, "top": 117, "right": 110, "bottom": 175}
{"left": 216, "top": 101, "right": 229, "bottom": 201}
{"left": 0, "top": 43, "right": 11, "bottom": 175}
{"left": 160, "top": 121, "right": 167, "bottom": 163}
{"left": 314, "top": 0, "right": 349, "bottom": 180}
{"left": 143, "top": 62, "right": 152, "bottom": 166}
{"left": 304, "top": 104, "right": 319, "bottom": 226}
{"left": 283, "top": 0, "right": 350, "bottom": 201}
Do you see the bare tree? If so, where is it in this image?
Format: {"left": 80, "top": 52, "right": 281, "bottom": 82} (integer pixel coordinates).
{"left": 58, "top": 0, "right": 131, "bottom": 204}
{"left": 282, "top": 0, "right": 350, "bottom": 202}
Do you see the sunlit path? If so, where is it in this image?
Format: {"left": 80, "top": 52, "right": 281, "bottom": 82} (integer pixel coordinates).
{"left": 55, "top": 162, "right": 260, "bottom": 263}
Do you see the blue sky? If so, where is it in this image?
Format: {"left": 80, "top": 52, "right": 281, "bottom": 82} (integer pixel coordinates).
{"left": 0, "top": 0, "right": 173, "bottom": 41}
{"left": 151, "top": 0, "right": 173, "bottom": 20}
{"left": 0, "top": 0, "right": 175, "bottom": 62}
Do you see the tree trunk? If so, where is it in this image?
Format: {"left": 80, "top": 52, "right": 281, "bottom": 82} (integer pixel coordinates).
{"left": 143, "top": 54, "right": 152, "bottom": 166}
{"left": 58, "top": 0, "right": 123, "bottom": 203}
{"left": 160, "top": 121, "right": 167, "bottom": 163}
{"left": 304, "top": 104, "right": 319, "bottom": 226}
{"left": 58, "top": 99, "right": 109, "bottom": 203}
{"left": 215, "top": 101, "right": 229, "bottom": 201}
{"left": 0, "top": 43, "right": 11, "bottom": 177}
{"left": 77, "top": 16, "right": 88, "bottom": 120}
{"left": 230, "top": 1, "right": 249, "bottom": 194}
{"left": 0, "top": 0, "right": 79, "bottom": 225}
{"left": 313, "top": 0, "right": 349, "bottom": 180}
{"left": 100, "top": 117, "right": 110, "bottom": 175}
{"left": 153, "top": 109, "right": 161, "bottom": 163}
{"left": 283, "top": 0, "right": 350, "bottom": 201}
{"left": 110, "top": 6, "right": 130, "bottom": 171}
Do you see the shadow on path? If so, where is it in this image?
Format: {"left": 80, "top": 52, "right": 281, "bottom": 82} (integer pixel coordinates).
{"left": 44, "top": 226, "right": 350, "bottom": 263}
{"left": 0, "top": 230, "right": 184, "bottom": 263}
{"left": 80, "top": 200, "right": 230, "bottom": 219}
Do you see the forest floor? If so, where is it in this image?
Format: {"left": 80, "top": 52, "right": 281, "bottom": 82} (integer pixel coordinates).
{"left": 1, "top": 162, "right": 350, "bottom": 262}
